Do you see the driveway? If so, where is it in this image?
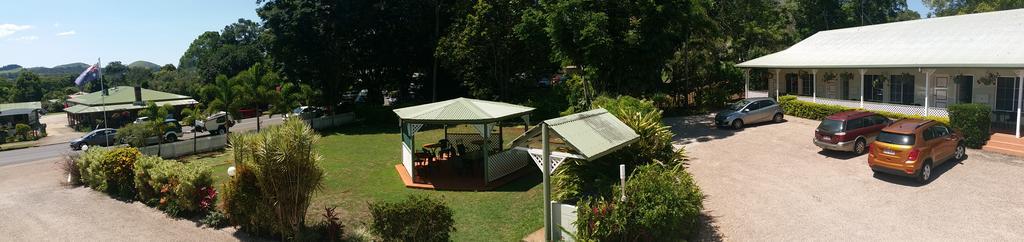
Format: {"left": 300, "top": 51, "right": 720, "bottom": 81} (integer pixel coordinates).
{"left": 0, "top": 158, "right": 250, "bottom": 241}
{"left": 668, "top": 115, "right": 1024, "bottom": 241}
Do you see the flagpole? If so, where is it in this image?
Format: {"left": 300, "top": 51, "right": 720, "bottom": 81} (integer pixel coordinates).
{"left": 99, "top": 58, "right": 107, "bottom": 129}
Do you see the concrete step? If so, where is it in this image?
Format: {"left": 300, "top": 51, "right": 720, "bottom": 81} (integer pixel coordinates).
{"left": 982, "top": 145, "right": 1024, "bottom": 157}
{"left": 989, "top": 133, "right": 1024, "bottom": 144}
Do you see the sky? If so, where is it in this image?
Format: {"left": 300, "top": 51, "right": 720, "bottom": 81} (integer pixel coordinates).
{"left": 0, "top": 1, "right": 260, "bottom": 68}
{"left": 1, "top": 1, "right": 932, "bottom": 69}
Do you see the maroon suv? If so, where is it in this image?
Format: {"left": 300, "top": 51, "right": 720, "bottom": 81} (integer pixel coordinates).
{"left": 813, "top": 111, "right": 892, "bottom": 154}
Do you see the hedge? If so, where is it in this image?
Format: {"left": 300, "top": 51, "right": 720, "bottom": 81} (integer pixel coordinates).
{"left": 134, "top": 155, "right": 214, "bottom": 216}
{"left": 778, "top": 95, "right": 949, "bottom": 124}
{"left": 948, "top": 103, "right": 991, "bottom": 148}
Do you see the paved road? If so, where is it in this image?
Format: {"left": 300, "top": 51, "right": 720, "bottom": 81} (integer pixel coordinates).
{"left": 668, "top": 115, "right": 1024, "bottom": 241}
{"left": 0, "top": 115, "right": 285, "bottom": 168}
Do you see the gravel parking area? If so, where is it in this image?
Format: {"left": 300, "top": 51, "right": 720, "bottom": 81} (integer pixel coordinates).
{"left": 668, "top": 115, "right": 1024, "bottom": 241}
{"left": 0, "top": 158, "right": 250, "bottom": 241}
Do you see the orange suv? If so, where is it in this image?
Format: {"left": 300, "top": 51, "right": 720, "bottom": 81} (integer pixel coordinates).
{"left": 867, "top": 119, "right": 966, "bottom": 183}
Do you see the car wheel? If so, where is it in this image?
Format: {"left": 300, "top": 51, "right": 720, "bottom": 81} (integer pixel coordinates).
{"left": 732, "top": 119, "right": 744, "bottom": 129}
{"left": 916, "top": 161, "right": 933, "bottom": 184}
{"left": 954, "top": 143, "right": 966, "bottom": 161}
{"left": 166, "top": 134, "right": 177, "bottom": 142}
{"left": 853, "top": 138, "right": 867, "bottom": 155}
{"left": 773, "top": 113, "right": 784, "bottom": 123}
{"left": 218, "top": 127, "right": 227, "bottom": 135}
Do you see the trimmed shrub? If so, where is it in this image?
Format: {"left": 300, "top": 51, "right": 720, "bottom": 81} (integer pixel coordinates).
{"left": 778, "top": 95, "right": 949, "bottom": 123}
{"left": 575, "top": 164, "right": 703, "bottom": 241}
{"left": 77, "top": 147, "right": 142, "bottom": 199}
{"left": 222, "top": 119, "right": 325, "bottom": 238}
{"left": 134, "top": 155, "right": 214, "bottom": 216}
{"left": 948, "top": 103, "right": 991, "bottom": 148}
{"left": 369, "top": 195, "right": 455, "bottom": 242}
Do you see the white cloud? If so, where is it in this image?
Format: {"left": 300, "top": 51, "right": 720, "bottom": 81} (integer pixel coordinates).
{"left": 57, "top": 31, "right": 76, "bottom": 36}
{"left": 14, "top": 35, "right": 39, "bottom": 41}
{"left": 0, "top": 24, "right": 33, "bottom": 38}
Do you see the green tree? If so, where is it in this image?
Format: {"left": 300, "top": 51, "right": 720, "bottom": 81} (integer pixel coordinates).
{"left": 179, "top": 19, "right": 264, "bottom": 83}
{"left": 203, "top": 75, "right": 246, "bottom": 118}
{"left": 125, "top": 66, "right": 154, "bottom": 87}
{"left": 10, "top": 70, "right": 43, "bottom": 102}
{"left": 101, "top": 61, "right": 128, "bottom": 89}
{"left": 436, "top": 0, "right": 556, "bottom": 101}
{"left": 539, "top": 0, "right": 713, "bottom": 97}
{"left": 923, "top": 0, "right": 1024, "bottom": 16}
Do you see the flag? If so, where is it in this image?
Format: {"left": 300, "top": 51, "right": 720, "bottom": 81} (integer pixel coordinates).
{"left": 75, "top": 63, "right": 100, "bottom": 87}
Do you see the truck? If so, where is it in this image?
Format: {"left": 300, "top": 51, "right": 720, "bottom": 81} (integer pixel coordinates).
{"left": 193, "top": 111, "right": 233, "bottom": 135}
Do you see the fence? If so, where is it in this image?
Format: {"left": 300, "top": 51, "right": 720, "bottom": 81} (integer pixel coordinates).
{"left": 306, "top": 113, "right": 357, "bottom": 130}
{"left": 551, "top": 202, "right": 578, "bottom": 241}
{"left": 138, "top": 134, "right": 228, "bottom": 159}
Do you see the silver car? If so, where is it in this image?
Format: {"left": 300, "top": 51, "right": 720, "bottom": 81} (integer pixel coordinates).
{"left": 714, "top": 97, "right": 785, "bottom": 129}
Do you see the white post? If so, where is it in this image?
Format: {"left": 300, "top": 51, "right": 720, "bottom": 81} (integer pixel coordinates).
{"left": 542, "top": 123, "right": 552, "bottom": 242}
{"left": 743, "top": 69, "right": 750, "bottom": 98}
{"left": 619, "top": 164, "right": 626, "bottom": 202}
{"left": 775, "top": 69, "right": 781, "bottom": 101}
{"left": 859, "top": 69, "right": 866, "bottom": 108}
{"left": 812, "top": 69, "right": 818, "bottom": 103}
{"left": 1016, "top": 70, "right": 1023, "bottom": 138}
{"left": 923, "top": 69, "right": 935, "bottom": 116}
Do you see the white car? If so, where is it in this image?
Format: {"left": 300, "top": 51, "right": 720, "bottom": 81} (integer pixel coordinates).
{"left": 193, "top": 111, "right": 233, "bottom": 135}
{"left": 283, "top": 106, "right": 325, "bottom": 121}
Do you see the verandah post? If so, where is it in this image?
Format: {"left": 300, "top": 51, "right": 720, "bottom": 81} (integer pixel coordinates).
{"left": 1016, "top": 70, "right": 1023, "bottom": 138}
{"left": 775, "top": 69, "right": 781, "bottom": 101}
{"left": 923, "top": 69, "right": 935, "bottom": 116}
{"left": 860, "top": 69, "right": 866, "bottom": 108}
{"left": 812, "top": 69, "right": 818, "bottom": 103}
{"left": 743, "top": 69, "right": 750, "bottom": 98}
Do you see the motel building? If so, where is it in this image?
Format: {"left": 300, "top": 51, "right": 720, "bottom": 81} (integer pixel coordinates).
{"left": 737, "top": 9, "right": 1024, "bottom": 156}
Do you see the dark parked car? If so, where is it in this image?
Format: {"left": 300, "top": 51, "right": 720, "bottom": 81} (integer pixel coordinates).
{"left": 70, "top": 128, "right": 117, "bottom": 150}
{"left": 714, "top": 97, "right": 785, "bottom": 129}
{"left": 814, "top": 111, "right": 892, "bottom": 154}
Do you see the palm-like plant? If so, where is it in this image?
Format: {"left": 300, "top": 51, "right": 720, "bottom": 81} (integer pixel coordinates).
{"left": 226, "top": 119, "right": 325, "bottom": 237}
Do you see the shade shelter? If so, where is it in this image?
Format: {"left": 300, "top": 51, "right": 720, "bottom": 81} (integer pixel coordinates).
{"left": 508, "top": 108, "right": 639, "bottom": 241}
{"left": 392, "top": 97, "right": 534, "bottom": 190}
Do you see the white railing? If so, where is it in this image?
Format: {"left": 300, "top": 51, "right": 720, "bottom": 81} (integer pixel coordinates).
{"left": 794, "top": 96, "right": 949, "bottom": 118}
{"left": 138, "top": 134, "right": 228, "bottom": 159}
{"left": 305, "top": 113, "right": 356, "bottom": 130}
{"left": 485, "top": 148, "right": 530, "bottom": 182}
{"left": 746, "top": 90, "right": 770, "bottom": 98}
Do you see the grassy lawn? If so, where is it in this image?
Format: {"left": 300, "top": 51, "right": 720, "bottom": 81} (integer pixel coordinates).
{"left": 190, "top": 123, "right": 542, "bottom": 241}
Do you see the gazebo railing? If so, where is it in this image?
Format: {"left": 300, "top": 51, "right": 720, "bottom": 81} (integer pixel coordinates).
{"left": 485, "top": 149, "right": 531, "bottom": 182}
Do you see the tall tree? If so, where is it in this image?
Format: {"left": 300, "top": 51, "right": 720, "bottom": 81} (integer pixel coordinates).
{"left": 10, "top": 70, "right": 42, "bottom": 102}
{"left": 258, "top": 0, "right": 456, "bottom": 107}
{"left": 792, "top": 0, "right": 918, "bottom": 39}
{"left": 540, "top": 0, "right": 713, "bottom": 96}
{"left": 179, "top": 19, "right": 265, "bottom": 83}
{"left": 125, "top": 66, "right": 154, "bottom": 87}
{"left": 924, "top": 0, "right": 1024, "bottom": 16}
{"left": 436, "top": 0, "right": 556, "bottom": 101}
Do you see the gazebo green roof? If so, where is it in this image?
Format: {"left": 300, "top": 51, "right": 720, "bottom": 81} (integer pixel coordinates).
{"left": 68, "top": 86, "right": 192, "bottom": 106}
{"left": 511, "top": 108, "right": 639, "bottom": 161}
{"left": 392, "top": 97, "right": 534, "bottom": 124}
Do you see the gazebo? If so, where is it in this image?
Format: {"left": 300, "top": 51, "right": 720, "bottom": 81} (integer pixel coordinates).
{"left": 392, "top": 97, "right": 535, "bottom": 190}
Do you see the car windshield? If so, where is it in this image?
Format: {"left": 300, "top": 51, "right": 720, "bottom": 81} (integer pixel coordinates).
{"left": 728, "top": 100, "right": 752, "bottom": 111}
{"left": 817, "top": 119, "right": 844, "bottom": 133}
{"left": 292, "top": 107, "right": 303, "bottom": 113}
{"left": 877, "top": 131, "right": 915, "bottom": 145}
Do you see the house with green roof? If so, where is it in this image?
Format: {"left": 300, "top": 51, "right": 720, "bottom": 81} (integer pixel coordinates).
{"left": 0, "top": 101, "right": 45, "bottom": 142}
{"left": 64, "top": 86, "right": 197, "bottom": 129}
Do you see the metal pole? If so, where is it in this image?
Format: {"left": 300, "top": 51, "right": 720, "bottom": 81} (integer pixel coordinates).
{"left": 541, "top": 123, "right": 552, "bottom": 242}
{"left": 99, "top": 58, "right": 107, "bottom": 129}
{"left": 619, "top": 164, "right": 626, "bottom": 202}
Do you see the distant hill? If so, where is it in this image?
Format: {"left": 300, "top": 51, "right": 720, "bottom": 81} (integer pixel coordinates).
{"left": 0, "top": 64, "right": 22, "bottom": 72}
{"left": 0, "top": 61, "right": 161, "bottom": 79}
{"left": 128, "top": 61, "right": 161, "bottom": 71}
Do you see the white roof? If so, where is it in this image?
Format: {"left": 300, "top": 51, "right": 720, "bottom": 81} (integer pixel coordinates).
{"left": 737, "top": 9, "right": 1024, "bottom": 69}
